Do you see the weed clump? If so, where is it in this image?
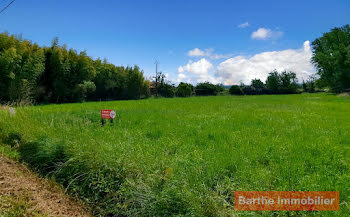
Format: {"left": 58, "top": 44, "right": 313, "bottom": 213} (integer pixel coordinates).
{"left": 18, "top": 139, "right": 68, "bottom": 175}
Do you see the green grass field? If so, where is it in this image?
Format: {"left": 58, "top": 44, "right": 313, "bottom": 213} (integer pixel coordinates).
{"left": 1, "top": 93, "right": 349, "bottom": 216}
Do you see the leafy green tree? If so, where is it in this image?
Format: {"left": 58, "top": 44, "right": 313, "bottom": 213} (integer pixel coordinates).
{"left": 124, "top": 65, "right": 149, "bottom": 99}
{"left": 92, "top": 59, "right": 126, "bottom": 100}
{"left": 70, "top": 51, "right": 96, "bottom": 101}
{"left": 0, "top": 33, "right": 150, "bottom": 103}
{"left": 0, "top": 34, "right": 45, "bottom": 103}
{"left": 159, "top": 83, "right": 175, "bottom": 98}
{"left": 0, "top": 47, "right": 22, "bottom": 101}
{"left": 265, "top": 70, "right": 281, "bottom": 93}
{"left": 279, "top": 71, "right": 298, "bottom": 94}
{"left": 176, "top": 82, "right": 193, "bottom": 97}
{"left": 251, "top": 78, "right": 266, "bottom": 94}
{"left": 74, "top": 81, "right": 96, "bottom": 102}
{"left": 40, "top": 40, "right": 71, "bottom": 102}
{"left": 251, "top": 79, "right": 265, "bottom": 89}
{"left": 312, "top": 25, "right": 350, "bottom": 92}
{"left": 40, "top": 39, "right": 97, "bottom": 103}
{"left": 265, "top": 70, "right": 299, "bottom": 94}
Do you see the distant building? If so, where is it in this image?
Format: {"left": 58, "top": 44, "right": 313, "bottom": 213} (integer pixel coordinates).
{"left": 148, "top": 81, "right": 157, "bottom": 95}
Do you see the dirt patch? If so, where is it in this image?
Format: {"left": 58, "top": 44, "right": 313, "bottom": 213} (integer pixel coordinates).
{"left": 0, "top": 155, "right": 91, "bottom": 217}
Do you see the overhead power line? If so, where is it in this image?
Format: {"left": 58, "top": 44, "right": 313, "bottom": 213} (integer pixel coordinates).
{"left": 0, "top": 0, "right": 16, "bottom": 15}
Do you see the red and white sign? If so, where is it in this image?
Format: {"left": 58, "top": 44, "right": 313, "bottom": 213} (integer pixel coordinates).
{"left": 101, "top": 110, "right": 116, "bottom": 119}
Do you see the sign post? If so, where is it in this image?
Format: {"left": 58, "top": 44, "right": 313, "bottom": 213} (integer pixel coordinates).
{"left": 101, "top": 109, "right": 116, "bottom": 125}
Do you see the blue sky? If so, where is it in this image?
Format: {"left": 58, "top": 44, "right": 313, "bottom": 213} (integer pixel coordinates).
{"left": 1, "top": 0, "right": 349, "bottom": 84}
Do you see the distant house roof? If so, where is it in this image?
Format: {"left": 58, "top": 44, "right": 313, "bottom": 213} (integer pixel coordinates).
{"left": 149, "top": 81, "right": 155, "bottom": 89}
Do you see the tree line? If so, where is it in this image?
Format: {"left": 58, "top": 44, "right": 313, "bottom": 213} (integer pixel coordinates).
{"left": 0, "top": 25, "right": 349, "bottom": 104}
{"left": 153, "top": 79, "right": 224, "bottom": 98}
{"left": 229, "top": 70, "right": 300, "bottom": 95}
{"left": 0, "top": 33, "right": 150, "bottom": 104}
{"left": 153, "top": 70, "right": 305, "bottom": 98}
{"left": 152, "top": 25, "right": 350, "bottom": 97}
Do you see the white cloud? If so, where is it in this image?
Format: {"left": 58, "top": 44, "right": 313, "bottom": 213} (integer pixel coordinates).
{"left": 251, "top": 28, "right": 283, "bottom": 40}
{"left": 178, "top": 58, "right": 213, "bottom": 75}
{"left": 187, "top": 48, "right": 212, "bottom": 57}
{"left": 215, "top": 41, "right": 316, "bottom": 85}
{"left": 178, "top": 41, "right": 315, "bottom": 85}
{"left": 178, "top": 73, "right": 187, "bottom": 79}
{"left": 177, "top": 58, "right": 221, "bottom": 84}
{"left": 187, "top": 48, "right": 231, "bottom": 60}
{"left": 211, "top": 53, "right": 232, "bottom": 60}
{"left": 238, "top": 22, "right": 249, "bottom": 28}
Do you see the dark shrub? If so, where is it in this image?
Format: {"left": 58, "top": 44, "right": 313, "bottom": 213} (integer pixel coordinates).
{"left": 242, "top": 86, "right": 257, "bottom": 95}
{"left": 251, "top": 79, "right": 267, "bottom": 94}
{"left": 159, "top": 83, "right": 175, "bottom": 98}
{"left": 195, "top": 82, "right": 218, "bottom": 96}
{"left": 229, "top": 85, "right": 243, "bottom": 95}
{"left": 4, "top": 132, "right": 22, "bottom": 147}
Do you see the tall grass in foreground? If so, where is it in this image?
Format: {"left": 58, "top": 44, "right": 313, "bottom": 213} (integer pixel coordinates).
{"left": 0, "top": 93, "right": 349, "bottom": 216}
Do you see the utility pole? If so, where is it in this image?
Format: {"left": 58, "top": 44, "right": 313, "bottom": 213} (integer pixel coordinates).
{"left": 155, "top": 60, "right": 159, "bottom": 97}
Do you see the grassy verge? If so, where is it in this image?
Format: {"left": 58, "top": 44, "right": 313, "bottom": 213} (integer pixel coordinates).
{"left": 0, "top": 93, "right": 349, "bottom": 216}
{"left": 0, "top": 144, "right": 19, "bottom": 160}
{"left": 0, "top": 144, "right": 44, "bottom": 217}
{"left": 0, "top": 194, "right": 47, "bottom": 217}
